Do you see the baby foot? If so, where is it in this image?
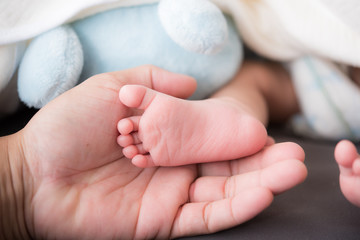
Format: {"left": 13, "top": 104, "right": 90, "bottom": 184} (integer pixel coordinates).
{"left": 335, "top": 140, "right": 360, "bottom": 207}
{"left": 117, "top": 85, "right": 267, "bottom": 168}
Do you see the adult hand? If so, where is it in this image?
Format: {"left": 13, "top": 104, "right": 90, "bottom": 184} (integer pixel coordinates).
{"left": 5, "top": 66, "right": 307, "bottom": 239}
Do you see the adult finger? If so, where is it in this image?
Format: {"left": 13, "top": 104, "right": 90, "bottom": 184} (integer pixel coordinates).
{"left": 198, "top": 142, "right": 305, "bottom": 176}
{"left": 171, "top": 187, "right": 273, "bottom": 238}
{"left": 190, "top": 159, "right": 307, "bottom": 203}
{"left": 97, "top": 65, "right": 197, "bottom": 99}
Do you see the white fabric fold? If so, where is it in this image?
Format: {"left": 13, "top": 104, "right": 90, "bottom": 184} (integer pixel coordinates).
{"left": 1, "top": 0, "right": 360, "bottom": 66}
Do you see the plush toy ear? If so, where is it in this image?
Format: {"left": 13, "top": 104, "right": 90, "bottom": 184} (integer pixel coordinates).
{"left": 18, "top": 25, "right": 83, "bottom": 108}
{"left": 289, "top": 56, "right": 360, "bottom": 141}
{"left": 158, "top": 0, "right": 228, "bottom": 55}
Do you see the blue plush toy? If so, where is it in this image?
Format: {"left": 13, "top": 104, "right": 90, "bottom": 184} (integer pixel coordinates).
{"left": 18, "top": 0, "right": 242, "bottom": 108}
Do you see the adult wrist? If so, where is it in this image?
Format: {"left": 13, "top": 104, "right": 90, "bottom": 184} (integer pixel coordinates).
{"left": 0, "top": 133, "right": 32, "bottom": 239}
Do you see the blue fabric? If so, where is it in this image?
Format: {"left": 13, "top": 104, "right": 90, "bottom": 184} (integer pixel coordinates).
{"left": 18, "top": 26, "right": 83, "bottom": 108}
{"left": 18, "top": 3, "right": 242, "bottom": 107}
{"left": 158, "top": 0, "right": 229, "bottom": 55}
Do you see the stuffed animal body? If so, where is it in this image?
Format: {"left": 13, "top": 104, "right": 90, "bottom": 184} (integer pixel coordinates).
{"left": 18, "top": 0, "right": 242, "bottom": 108}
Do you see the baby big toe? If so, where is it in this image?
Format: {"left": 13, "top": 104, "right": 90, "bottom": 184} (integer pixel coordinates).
{"left": 119, "top": 85, "right": 157, "bottom": 110}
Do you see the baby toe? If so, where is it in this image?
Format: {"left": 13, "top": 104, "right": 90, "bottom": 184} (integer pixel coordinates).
{"left": 132, "top": 154, "right": 156, "bottom": 168}
{"left": 118, "top": 116, "right": 140, "bottom": 135}
{"left": 123, "top": 145, "right": 139, "bottom": 159}
{"left": 117, "top": 135, "right": 134, "bottom": 147}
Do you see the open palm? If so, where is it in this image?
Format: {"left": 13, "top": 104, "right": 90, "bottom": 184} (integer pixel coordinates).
{"left": 19, "top": 66, "right": 307, "bottom": 239}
